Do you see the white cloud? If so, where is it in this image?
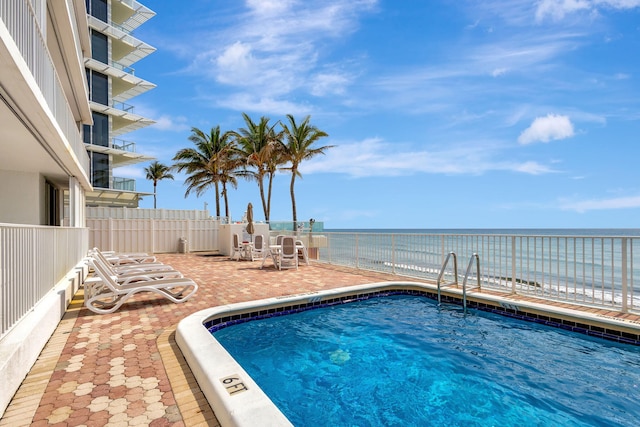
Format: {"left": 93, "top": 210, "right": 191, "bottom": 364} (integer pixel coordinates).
{"left": 512, "top": 161, "right": 555, "bottom": 174}
{"left": 560, "top": 195, "right": 640, "bottom": 212}
{"left": 595, "top": 0, "right": 640, "bottom": 8}
{"left": 535, "top": 0, "right": 591, "bottom": 21}
{"left": 152, "top": 115, "right": 190, "bottom": 132}
{"left": 181, "top": 0, "right": 377, "bottom": 106}
{"left": 535, "top": 0, "right": 640, "bottom": 22}
{"left": 245, "top": 0, "right": 294, "bottom": 16}
{"left": 302, "top": 138, "right": 556, "bottom": 177}
{"left": 518, "top": 114, "right": 575, "bottom": 145}
{"left": 215, "top": 42, "right": 255, "bottom": 84}
{"left": 492, "top": 67, "right": 509, "bottom": 77}
{"left": 215, "top": 93, "right": 311, "bottom": 116}
{"left": 310, "top": 72, "right": 351, "bottom": 96}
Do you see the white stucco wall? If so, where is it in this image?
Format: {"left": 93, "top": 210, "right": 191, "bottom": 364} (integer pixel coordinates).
{"left": 0, "top": 170, "right": 41, "bottom": 225}
{"left": 0, "top": 260, "right": 87, "bottom": 418}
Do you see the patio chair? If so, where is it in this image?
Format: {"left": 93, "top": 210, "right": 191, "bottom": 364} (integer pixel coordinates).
{"left": 295, "top": 240, "right": 310, "bottom": 265}
{"left": 278, "top": 236, "right": 298, "bottom": 270}
{"left": 251, "top": 234, "right": 266, "bottom": 261}
{"left": 231, "top": 233, "right": 243, "bottom": 261}
{"left": 84, "top": 257, "right": 198, "bottom": 314}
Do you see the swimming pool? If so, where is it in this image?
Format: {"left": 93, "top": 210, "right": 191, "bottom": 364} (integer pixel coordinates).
{"left": 176, "top": 282, "right": 640, "bottom": 426}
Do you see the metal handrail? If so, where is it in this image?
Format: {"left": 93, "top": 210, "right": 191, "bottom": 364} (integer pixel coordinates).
{"left": 462, "top": 253, "right": 481, "bottom": 310}
{"left": 437, "top": 251, "right": 458, "bottom": 304}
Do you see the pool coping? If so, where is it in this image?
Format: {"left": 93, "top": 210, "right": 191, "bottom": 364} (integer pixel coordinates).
{"left": 175, "top": 281, "right": 640, "bottom": 427}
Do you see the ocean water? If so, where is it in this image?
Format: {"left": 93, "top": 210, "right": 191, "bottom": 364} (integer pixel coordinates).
{"left": 325, "top": 228, "right": 640, "bottom": 236}
{"left": 315, "top": 229, "right": 640, "bottom": 306}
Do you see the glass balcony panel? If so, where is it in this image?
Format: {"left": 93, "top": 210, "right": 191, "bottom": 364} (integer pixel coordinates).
{"left": 112, "top": 177, "right": 136, "bottom": 191}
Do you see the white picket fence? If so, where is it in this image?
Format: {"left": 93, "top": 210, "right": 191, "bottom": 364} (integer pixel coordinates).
{"left": 86, "top": 207, "right": 212, "bottom": 220}
{"left": 87, "top": 218, "right": 220, "bottom": 254}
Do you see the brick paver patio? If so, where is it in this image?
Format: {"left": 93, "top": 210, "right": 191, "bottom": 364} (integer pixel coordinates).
{"left": 0, "top": 253, "right": 408, "bottom": 426}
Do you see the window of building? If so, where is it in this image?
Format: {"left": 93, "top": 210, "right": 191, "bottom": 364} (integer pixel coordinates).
{"left": 86, "top": 0, "right": 107, "bottom": 23}
{"left": 83, "top": 112, "right": 109, "bottom": 146}
{"left": 91, "top": 152, "right": 110, "bottom": 188}
{"left": 45, "top": 180, "right": 60, "bottom": 226}
{"left": 91, "top": 30, "right": 108, "bottom": 64}
{"left": 87, "top": 70, "right": 108, "bottom": 105}
{"left": 83, "top": 124, "right": 91, "bottom": 145}
{"left": 92, "top": 112, "right": 109, "bottom": 146}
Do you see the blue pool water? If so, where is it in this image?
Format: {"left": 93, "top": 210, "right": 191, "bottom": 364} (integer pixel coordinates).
{"left": 213, "top": 296, "right": 640, "bottom": 426}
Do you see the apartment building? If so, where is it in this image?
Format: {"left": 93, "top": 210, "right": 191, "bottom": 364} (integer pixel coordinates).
{"left": 84, "top": 0, "right": 156, "bottom": 207}
{"left": 0, "top": 0, "right": 91, "bottom": 227}
{"left": 0, "top": 1, "right": 158, "bottom": 415}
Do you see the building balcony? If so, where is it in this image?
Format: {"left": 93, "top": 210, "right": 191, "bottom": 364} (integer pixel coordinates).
{"left": 85, "top": 138, "right": 154, "bottom": 167}
{"left": 87, "top": 15, "right": 155, "bottom": 67}
{"left": 0, "top": 0, "right": 91, "bottom": 189}
{"left": 84, "top": 57, "right": 156, "bottom": 103}
{"left": 111, "top": 0, "right": 156, "bottom": 32}
{"left": 85, "top": 186, "right": 149, "bottom": 208}
{"left": 113, "top": 177, "right": 136, "bottom": 191}
{"left": 112, "top": 138, "right": 136, "bottom": 152}
{"left": 89, "top": 100, "right": 155, "bottom": 136}
{"left": 86, "top": 174, "right": 154, "bottom": 208}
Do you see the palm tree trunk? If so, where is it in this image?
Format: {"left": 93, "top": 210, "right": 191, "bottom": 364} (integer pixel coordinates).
{"left": 153, "top": 182, "right": 157, "bottom": 209}
{"left": 222, "top": 183, "right": 230, "bottom": 218}
{"left": 266, "top": 172, "right": 275, "bottom": 223}
{"left": 290, "top": 171, "right": 297, "bottom": 227}
{"left": 258, "top": 177, "right": 268, "bottom": 222}
{"left": 214, "top": 182, "right": 221, "bottom": 217}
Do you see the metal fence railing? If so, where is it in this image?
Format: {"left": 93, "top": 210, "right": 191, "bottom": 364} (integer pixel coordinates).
{"left": 0, "top": 224, "right": 88, "bottom": 339}
{"left": 315, "top": 232, "right": 640, "bottom": 314}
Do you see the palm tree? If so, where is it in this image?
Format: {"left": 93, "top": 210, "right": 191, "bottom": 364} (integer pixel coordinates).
{"left": 217, "top": 148, "right": 242, "bottom": 218}
{"left": 172, "top": 126, "right": 236, "bottom": 218}
{"left": 280, "top": 114, "right": 333, "bottom": 226}
{"left": 144, "top": 161, "right": 174, "bottom": 209}
{"left": 235, "top": 113, "right": 284, "bottom": 222}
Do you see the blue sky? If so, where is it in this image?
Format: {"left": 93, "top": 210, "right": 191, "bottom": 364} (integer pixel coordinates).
{"left": 119, "top": 0, "right": 640, "bottom": 229}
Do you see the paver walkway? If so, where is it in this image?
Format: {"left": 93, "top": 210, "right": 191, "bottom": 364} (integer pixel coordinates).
{"left": 0, "top": 253, "right": 408, "bottom": 426}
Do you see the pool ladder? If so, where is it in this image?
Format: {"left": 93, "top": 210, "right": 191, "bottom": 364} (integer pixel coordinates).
{"left": 436, "top": 252, "right": 481, "bottom": 311}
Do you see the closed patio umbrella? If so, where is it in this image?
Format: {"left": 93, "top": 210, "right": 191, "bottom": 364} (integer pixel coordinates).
{"left": 246, "top": 202, "right": 255, "bottom": 237}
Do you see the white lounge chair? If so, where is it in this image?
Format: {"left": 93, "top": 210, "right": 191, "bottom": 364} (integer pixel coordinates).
{"left": 92, "top": 247, "right": 160, "bottom": 266}
{"left": 87, "top": 252, "right": 183, "bottom": 285}
{"left": 84, "top": 258, "right": 198, "bottom": 314}
{"left": 89, "top": 248, "right": 176, "bottom": 275}
{"left": 278, "top": 236, "right": 298, "bottom": 270}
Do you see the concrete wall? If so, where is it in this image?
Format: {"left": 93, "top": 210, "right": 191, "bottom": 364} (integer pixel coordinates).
{"left": 0, "top": 170, "right": 41, "bottom": 225}
{"left": 0, "top": 260, "right": 88, "bottom": 418}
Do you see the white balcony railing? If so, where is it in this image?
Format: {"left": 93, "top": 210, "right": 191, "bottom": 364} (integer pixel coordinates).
{"left": 0, "top": 224, "right": 88, "bottom": 339}
{"left": 315, "top": 232, "right": 640, "bottom": 314}
{"left": 0, "top": 0, "right": 89, "bottom": 174}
